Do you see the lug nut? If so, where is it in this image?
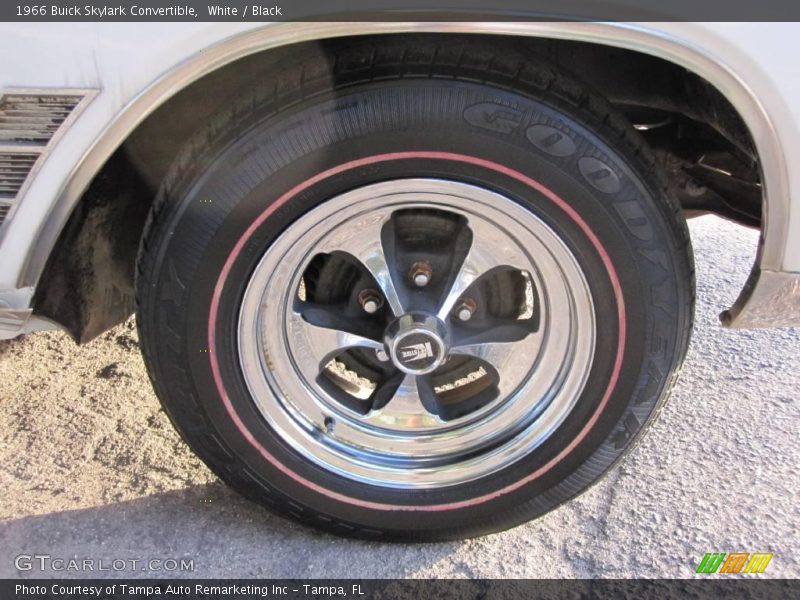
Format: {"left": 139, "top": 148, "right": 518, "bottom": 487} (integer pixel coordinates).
{"left": 409, "top": 261, "right": 433, "bottom": 287}
{"left": 375, "top": 348, "right": 390, "bottom": 362}
{"left": 363, "top": 299, "right": 380, "bottom": 314}
{"left": 455, "top": 298, "right": 477, "bottom": 322}
{"left": 358, "top": 289, "right": 383, "bottom": 314}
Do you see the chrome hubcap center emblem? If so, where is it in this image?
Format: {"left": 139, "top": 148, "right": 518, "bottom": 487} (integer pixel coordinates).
{"left": 385, "top": 313, "right": 448, "bottom": 375}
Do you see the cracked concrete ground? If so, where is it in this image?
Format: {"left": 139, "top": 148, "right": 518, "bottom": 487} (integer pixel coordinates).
{"left": 0, "top": 215, "right": 797, "bottom": 579}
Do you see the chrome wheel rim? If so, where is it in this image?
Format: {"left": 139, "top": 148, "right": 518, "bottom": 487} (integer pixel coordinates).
{"left": 238, "top": 179, "right": 595, "bottom": 489}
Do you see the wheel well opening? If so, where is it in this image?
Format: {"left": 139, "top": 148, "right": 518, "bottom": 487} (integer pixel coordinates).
{"left": 32, "top": 32, "right": 762, "bottom": 343}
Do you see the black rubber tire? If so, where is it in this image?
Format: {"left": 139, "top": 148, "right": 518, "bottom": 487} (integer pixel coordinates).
{"left": 135, "top": 37, "right": 694, "bottom": 541}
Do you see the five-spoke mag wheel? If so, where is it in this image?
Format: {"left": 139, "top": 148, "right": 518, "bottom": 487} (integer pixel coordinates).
{"left": 238, "top": 179, "right": 595, "bottom": 488}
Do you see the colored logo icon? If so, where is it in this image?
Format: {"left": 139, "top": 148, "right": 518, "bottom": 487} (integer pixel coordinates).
{"left": 696, "top": 552, "right": 773, "bottom": 574}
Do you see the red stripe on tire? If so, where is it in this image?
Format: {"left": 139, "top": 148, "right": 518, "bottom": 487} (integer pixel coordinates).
{"left": 207, "top": 151, "right": 627, "bottom": 512}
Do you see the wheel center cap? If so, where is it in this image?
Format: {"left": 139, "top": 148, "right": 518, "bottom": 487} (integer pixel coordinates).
{"left": 385, "top": 313, "right": 448, "bottom": 375}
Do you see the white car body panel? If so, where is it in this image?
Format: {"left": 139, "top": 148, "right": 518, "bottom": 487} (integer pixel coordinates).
{"left": 0, "top": 21, "right": 798, "bottom": 335}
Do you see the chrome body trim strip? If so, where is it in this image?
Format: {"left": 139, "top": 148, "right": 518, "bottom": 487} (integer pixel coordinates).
{"left": 722, "top": 270, "right": 800, "bottom": 329}
{"left": 0, "top": 287, "right": 33, "bottom": 339}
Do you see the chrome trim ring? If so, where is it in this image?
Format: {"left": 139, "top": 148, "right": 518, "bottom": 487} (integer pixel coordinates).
{"left": 238, "top": 179, "right": 596, "bottom": 488}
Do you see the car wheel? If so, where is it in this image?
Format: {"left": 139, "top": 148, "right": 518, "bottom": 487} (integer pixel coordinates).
{"left": 136, "top": 39, "right": 694, "bottom": 540}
